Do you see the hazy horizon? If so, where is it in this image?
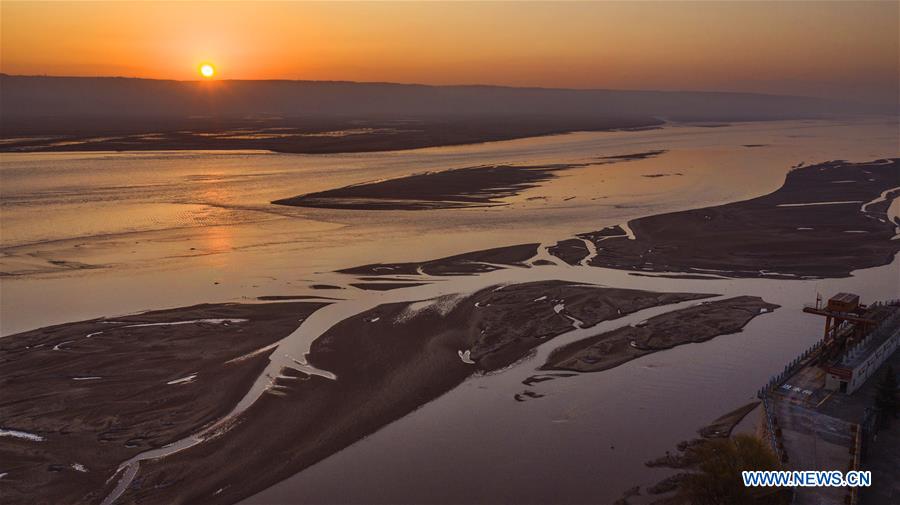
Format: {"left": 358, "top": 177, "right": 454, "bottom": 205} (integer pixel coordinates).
{"left": 2, "top": 1, "right": 897, "bottom": 105}
{"left": 1, "top": 71, "right": 893, "bottom": 104}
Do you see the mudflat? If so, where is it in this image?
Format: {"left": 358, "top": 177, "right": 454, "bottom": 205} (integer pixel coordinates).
{"left": 66, "top": 281, "right": 707, "bottom": 505}
{"left": 578, "top": 159, "right": 900, "bottom": 278}
{"left": 338, "top": 243, "right": 541, "bottom": 276}
{"left": 547, "top": 238, "right": 591, "bottom": 265}
{"left": 543, "top": 296, "right": 779, "bottom": 373}
{"left": 273, "top": 163, "right": 583, "bottom": 210}
{"left": 0, "top": 302, "right": 327, "bottom": 505}
{"left": 348, "top": 282, "right": 429, "bottom": 291}
{"left": 697, "top": 401, "right": 761, "bottom": 439}
{"left": 0, "top": 115, "right": 662, "bottom": 155}
{"left": 3, "top": 156, "right": 896, "bottom": 505}
{"left": 343, "top": 159, "right": 899, "bottom": 280}
{"left": 273, "top": 150, "right": 667, "bottom": 211}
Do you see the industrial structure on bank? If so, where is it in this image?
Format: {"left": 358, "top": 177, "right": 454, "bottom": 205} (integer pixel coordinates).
{"left": 758, "top": 293, "right": 900, "bottom": 505}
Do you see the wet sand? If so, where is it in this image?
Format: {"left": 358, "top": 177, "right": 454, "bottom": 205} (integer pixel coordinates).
{"left": 1, "top": 116, "right": 663, "bottom": 155}
{"left": 696, "top": 401, "right": 760, "bottom": 439}
{"left": 338, "top": 243, "right": 541, "bottom": 276}
{"left": 543, "top": 296, "right": 779, "bottom": 373}
{"left": 71, "top": 281, "right": 707, "bottom": 505}
{"left": 579, "top": 159, "right": 900, "bottom": 278}
{"left": 2, "top": 146, "right": 897, "bottom": 504}
{"left": 547, "top": 239, "right": 591, "bottom": 265}
{"left": 273, "top": 163, "right": 584, "bottom": 210}
{"left": 349, "top": 282, "right": 429, "bottom": 291}
{"left": 548, "top": 226, "right": 629, "bottom": 266}
{"left": 598, "top": 150, "right": 667, "bottom": 161}
{"left": 273, "top": 151, "right": 667, "bottom": 210}
{"left": 0, "top": 302, "right": 327, "bottom": 505}
{"left": 345, "top": 159, "right": 899, "bottom": 279}
{"left": 256, "top": 295, "right": 342, "bottom": 301}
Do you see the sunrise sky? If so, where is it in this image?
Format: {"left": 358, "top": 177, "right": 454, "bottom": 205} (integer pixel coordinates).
{"left": 2, "top": 1, "right": 898, "bottom": 104}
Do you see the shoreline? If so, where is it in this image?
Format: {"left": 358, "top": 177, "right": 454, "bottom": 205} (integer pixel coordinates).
{"left": 108, "top": 282, "right": 711, "bottom": 505}
{"left": 542, "top": 296, "right": 780, "bottom": 373}
{"left": 0, "top": 116, "right": 664, "bottom": 155}
{"left": 578, "top": 159, "right": 900, "bottom": 278}
{"left": 273, "top": 151, "right": 666, "bottom": 210}
{"left": 349, "top": 158, "right": 900, "bottom": 280}
{"left": 2, "top": 154, "right": 898, "bottom": 504}
{"left": 2, "top": 283, "right": 712, "bottom": 505}
{"left": 0, "top": 301, "right": 328, "bottom": 505}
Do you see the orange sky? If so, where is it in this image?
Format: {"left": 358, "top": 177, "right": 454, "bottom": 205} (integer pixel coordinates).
{"left": 2, "top": 1, "right": 897, "bottom": 103}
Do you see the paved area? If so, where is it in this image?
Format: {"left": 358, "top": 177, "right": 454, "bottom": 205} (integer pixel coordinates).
{"left": 775, "top": 365, "right": 832, "bottom": 408}
{"left": 768, "top": 338, "right": 899, "bottom": 505}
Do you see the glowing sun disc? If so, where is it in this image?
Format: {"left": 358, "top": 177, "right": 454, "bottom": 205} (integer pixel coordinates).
{"left": 200, "top": 64, "right": 215, "bottom": 78}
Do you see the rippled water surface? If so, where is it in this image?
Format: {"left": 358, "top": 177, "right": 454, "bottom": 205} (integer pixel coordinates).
{"left": 1, "top": 118, "right": 898, "bottom": 504}
{"left": 3, "top": 119, "right": 897, "bottom": 334}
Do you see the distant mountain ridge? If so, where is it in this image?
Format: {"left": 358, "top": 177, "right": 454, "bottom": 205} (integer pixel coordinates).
{"left": 0, "top": 74, "right": 888, "bottom": 121}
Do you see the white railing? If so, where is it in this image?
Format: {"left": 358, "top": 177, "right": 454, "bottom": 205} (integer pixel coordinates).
{"left": 839, "top": 307, "right": 900, "bottom": 367}
{"left": 757, "top": 338, "right": 825, "bottom": 399}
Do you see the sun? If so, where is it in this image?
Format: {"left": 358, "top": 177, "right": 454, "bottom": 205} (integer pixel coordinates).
{"left": 199, "top": 63, "right": 215, "bottom": 79}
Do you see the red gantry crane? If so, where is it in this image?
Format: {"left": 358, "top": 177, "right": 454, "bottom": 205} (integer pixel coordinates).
{"left": 803, "top": 292, "right": 877, "bottom": 369}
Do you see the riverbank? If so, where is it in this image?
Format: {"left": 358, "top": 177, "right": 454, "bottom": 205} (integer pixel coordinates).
{"left": 349, "top": 159, "right": 900, "bottom": 280}
{"left": 2, "top": 126, "right": 897, "bottom": 504}
{"left": 0, "top": 301, "right": 328, "bottom": 505}
{"left": 272, "top": 151, "right": 666, "bottom": 210}
{"left": 0, "top": 281, "right": 705, "bottom": 505}
{"left": 0, "top": 115, "right": 663, "bottom": 155}
{"left": 578, "top": 158, "right": 900, "bottom": 278}
{"left": 543, "top": 296, "right": 780, "bottom": 373}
